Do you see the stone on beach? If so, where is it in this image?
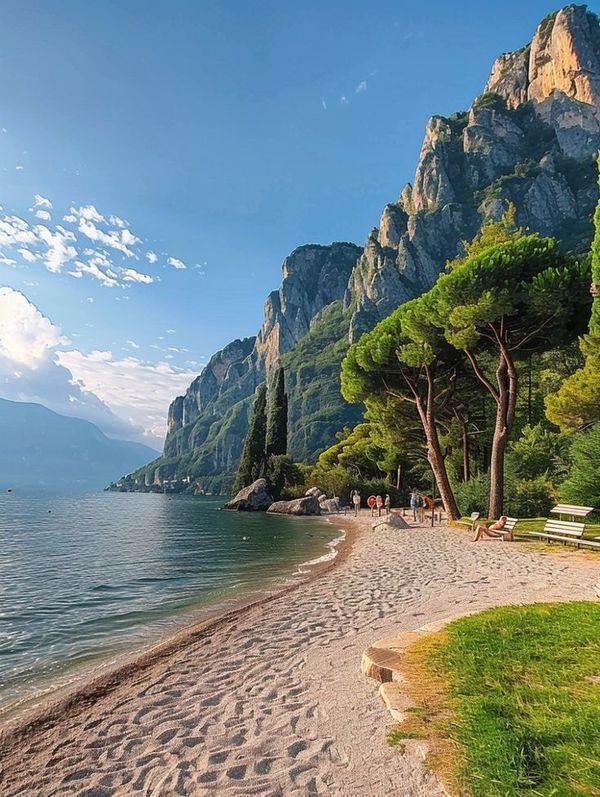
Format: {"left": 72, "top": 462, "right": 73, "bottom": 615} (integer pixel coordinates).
{"left": 372, "top": 513, "right": 410, "bottom": 530}
{"left": 222, "top": 478, "right": 273, "bottom": 511}
{"left": 267, "top": 495, "right": 321, "bottom": 515}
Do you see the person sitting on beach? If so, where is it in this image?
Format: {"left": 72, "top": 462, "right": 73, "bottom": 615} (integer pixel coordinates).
{"left": 474, "top": 515, "right": 510, "bottom": 541}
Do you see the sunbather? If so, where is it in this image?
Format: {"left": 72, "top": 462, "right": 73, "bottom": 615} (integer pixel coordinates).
{"left": 474, "top": 515, "right": 511, "bottom": 541}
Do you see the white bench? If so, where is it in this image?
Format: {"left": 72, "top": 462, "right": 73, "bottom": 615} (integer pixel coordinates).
{"left": 488, "top": 516, "right": 518, "bottom": 540}
{"left": 528, "top": 519, "right": 600, "bottom": 550}
{"left": 456, "top": 511, "right": 480, "bottom": 531}
{"left": 551, "top": 504, "right": 595, "bottom": 520}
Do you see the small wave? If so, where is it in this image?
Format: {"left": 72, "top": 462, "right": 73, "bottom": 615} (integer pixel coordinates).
{"left": 295, "top": 531, "right": 346, "bottom": 574}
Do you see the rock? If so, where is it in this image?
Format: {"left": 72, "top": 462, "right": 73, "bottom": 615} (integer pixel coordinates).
{"left": 267, "top": 495, "right": 321, "bottom": 515}
{"left": 372, "top": 514, "right": 411, "bottom": 530}
{"left": 305, "top": 486, "right": 321, "bottom": 497}
{"left": 222, "top": 479, "right": 273, "bottom": 511}
{"left": 319, "top": 497, "right": 341, "bottom": 514}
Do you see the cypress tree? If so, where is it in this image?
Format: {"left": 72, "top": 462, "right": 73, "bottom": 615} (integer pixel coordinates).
{"left": 233, "top": 383, "right": 268, "bottom": 494}
{"left": 265, "top": 365, "right": 288, "bottom": 457}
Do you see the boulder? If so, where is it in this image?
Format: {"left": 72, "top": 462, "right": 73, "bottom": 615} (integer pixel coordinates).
{"left": 222, "top": 478, "right": 273, "bottom": 511}
{"left": 372, "top": 513, "right": 410, "bottom": 530}
{"left": 267, "top": 495, "right": 321, "bottom": 516}
{"left": 319, "top": 497, "right": 341, "bottom": 514}
{"left": 305, "top": 487, "right": 321, "bottom": 497}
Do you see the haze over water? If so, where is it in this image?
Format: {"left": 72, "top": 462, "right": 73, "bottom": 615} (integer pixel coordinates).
{"left": 0, "top": 492, "right": 340, "bottom": 712}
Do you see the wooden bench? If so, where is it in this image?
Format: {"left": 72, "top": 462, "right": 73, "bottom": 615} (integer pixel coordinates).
{"left": 528, "top": 519, "right": 600, "bottom": 550}
{"left": 456, "top": 512, "right": 481, "bottom": 532}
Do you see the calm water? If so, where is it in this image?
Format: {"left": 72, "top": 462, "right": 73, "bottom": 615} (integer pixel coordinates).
{"left": 0, "top": 492, "right": 340, "bottom": 713}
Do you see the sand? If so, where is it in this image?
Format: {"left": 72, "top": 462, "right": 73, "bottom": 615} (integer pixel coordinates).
{"left": 1, "top": 514, "right": 598, "bottom": 797}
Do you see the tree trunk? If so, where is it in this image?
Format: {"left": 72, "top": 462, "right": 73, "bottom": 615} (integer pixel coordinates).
{"left": 419, "top": 365, "right": 460, "bottom": 520}
{"left": 487, "top": 357, "right": 509, "bottom": 519}
{"left": 427, "top": 433, "right": 460, "bottom": 520}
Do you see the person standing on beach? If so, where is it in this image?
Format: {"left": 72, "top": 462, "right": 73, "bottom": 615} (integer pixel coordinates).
{"left": 352, "top": 490, "right": 361, "bottom": 517}
{"left": 384, "top": 494, "right": 391, "bottom": 514}
{"left": 409, "top": 489, "right": 418, "bottom": 521}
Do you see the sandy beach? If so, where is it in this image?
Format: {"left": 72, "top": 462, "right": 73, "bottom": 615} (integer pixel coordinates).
{"left": 1, "top": 513, "right": 599, "bottom": 797}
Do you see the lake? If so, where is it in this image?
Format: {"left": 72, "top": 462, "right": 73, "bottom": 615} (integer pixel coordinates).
{"left": 0, "top": 491, "right": 341, "bottom": 714}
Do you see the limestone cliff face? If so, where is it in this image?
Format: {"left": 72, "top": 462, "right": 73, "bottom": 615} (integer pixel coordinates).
{"left": 121, "top": 5, "right": 600, "bottom": 492}
{"left": 346, "top": 3, "right": 600, "bottom": 340}
{"left": 154, "top": 243, "right": 360, "bottom": 487}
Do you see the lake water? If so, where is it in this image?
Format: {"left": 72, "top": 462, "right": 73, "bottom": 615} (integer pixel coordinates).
{"left": 0, "top": 491, "right": 341, "bottom": 714}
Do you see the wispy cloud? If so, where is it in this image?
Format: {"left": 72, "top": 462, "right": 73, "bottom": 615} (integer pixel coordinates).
{"left": 167, "top": 256, "right": 186, "bottom": 270}
{"left": 33, "top": 194, "right": 53, "bottom": 209}
{"left": 355, "top": 80, "right": 368, "bottom": 94}
{"left": 146, "top": 250, "right": 158, "bottom": 263}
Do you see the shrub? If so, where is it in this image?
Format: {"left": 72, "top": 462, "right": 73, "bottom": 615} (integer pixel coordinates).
{"left": 560, "top": 425, "right": 600, "bottom": 509}
{"left": 453, "top": 474, "right": 490, "bottom": 516}
{"left": 505, "top": 475, "right": 554, "bottom": 517}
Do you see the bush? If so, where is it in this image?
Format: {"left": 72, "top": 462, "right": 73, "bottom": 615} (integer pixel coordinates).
{"left": 453, "top": 474, "right": 490, "bottom": 516}
{"left": 560, "top": 425, "right": 600, "bottom": 509}
{"left": 505, "top": 475, "right": 555, "bottom": 517}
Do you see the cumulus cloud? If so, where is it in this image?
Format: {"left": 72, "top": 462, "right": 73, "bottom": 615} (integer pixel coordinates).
{"left": 58, "top": 349, "right": 199, "bottom": 442}
{"left": 167, "top": 256, "right": 186, "bottom": 270}
{"left": 34, "top": 224, "right": 78, "bottom": 272}
{"left": 34, "top": 209, "right": 51, "bottom": 221}
{"left": 17, "top": 248, "right": 37, "bottom": 263}
{"left": 34, "top": 195, "right": 53, "bottom": 209}
{"left": 0, "top": 288, "right": 199, "bottom": 444}
{"left": 145, "top": 250, "right": 157, "bottom": 263}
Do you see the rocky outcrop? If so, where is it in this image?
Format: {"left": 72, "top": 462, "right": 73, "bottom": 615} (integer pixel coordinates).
{"left": 267, "top": 495, "right": 321, "bottom": 516}
{"left": 222, "top": 479, "right": 273, "bottom": 511}
{"left": 120, "top": 5, "right": 600, "bottom": 492}
{"left": 347, "top": 5, "right": 600, "bottom": 340}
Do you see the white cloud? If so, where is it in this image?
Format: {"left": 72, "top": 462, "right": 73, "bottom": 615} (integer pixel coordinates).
{"left": 321, "top": 98, "right": 327, "bottom": 111}
{"left": 340, "top": 95, "right": 349, "bottom": 105}
{"left": 355, "top": 80, "right": 368, "bottom": 94}
{"left": 122, "top": 267, "right": 153, "bottom": 284}
{"left": 35, "top": 209, "right": 51, "bottom": 221}
{"left": 109, "top": 214, "right": 127, "bottom": 228}
{"left": 0, "top": 287, "right": 68, "bottom": 368}
{"left": 74, "top": 204, "right": 105, "bottom": 223}
{"left": 34, "top": 224, "right": 78, "bottom": 273}
{"left": 78, "top": 218, "right": 136, "bottom": 257}
{"left": 72, "top": 256, "right": 118, "bottom": 287}
{"left": 126, "top": 340, "right": 140, "bottom": 349}
{"left": 146, "top": 250, "right": 157, "bottom": 263}
{"left": 58, "top": 349, "right": 199, "bottom": 442}
{"left": 34, "top": 195, "right": 53, "bottom": 209}
{"left": 15, "top": 165, "right": 24, "bottom": 171}
{"left": 17, "top": 248, "right": 37, "bottom": 263}
{"left": 167, "top": 256, "right": 186, "bottom": 270}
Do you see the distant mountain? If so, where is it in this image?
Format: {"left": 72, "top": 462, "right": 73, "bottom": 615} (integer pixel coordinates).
{"left": 120, "top": 4, "right": 600, "bottom": 494}
{"left": 0, "top": 398, "right": 159, "bottom": 489}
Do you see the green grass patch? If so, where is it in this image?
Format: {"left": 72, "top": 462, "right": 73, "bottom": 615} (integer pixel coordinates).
{"left": 420, "top": 603, "right": 600, "bottom": 796}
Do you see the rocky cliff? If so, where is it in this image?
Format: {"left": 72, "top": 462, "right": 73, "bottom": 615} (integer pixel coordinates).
{"left": 119, "top": 4, "right": 600, "bottom": 493}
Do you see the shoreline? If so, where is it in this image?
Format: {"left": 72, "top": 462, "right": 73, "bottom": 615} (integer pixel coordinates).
{"left": 0, "top": 512, "right": 360, "bottom": 747}
{"left": 2, "top": 516, "right": 597, "bottom": 796}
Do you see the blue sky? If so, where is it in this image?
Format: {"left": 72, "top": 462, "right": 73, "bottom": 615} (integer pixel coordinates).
{"left": 0, "top": 0, "right": 579, "bottom": 444}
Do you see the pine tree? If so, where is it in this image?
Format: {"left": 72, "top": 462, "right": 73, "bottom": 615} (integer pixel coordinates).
{"left": 546, "top": 157, "right": 600, "bottom": 430}
{"left": 233, "top": 383, "right": 268, "bottom": 494}
{"left": 265, "top": 365, "right": 288, "bottom": 457}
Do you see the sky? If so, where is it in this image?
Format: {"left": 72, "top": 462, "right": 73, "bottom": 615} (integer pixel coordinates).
{"left": 0, "top": 0, "right": 581, "bottom": 447}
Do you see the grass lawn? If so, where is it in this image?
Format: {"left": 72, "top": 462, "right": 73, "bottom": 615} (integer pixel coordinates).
{"left": 400, "top": 603, "right": 600, "bottom": 796}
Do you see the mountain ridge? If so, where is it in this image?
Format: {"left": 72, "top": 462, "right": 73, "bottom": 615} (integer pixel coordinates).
{"left": 118, "top": 4, "right": 600, "bottom": 494}
{"left": 0, "top": 397, "right": 159, "bottom": 489}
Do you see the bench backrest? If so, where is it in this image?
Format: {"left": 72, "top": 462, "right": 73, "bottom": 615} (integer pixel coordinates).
{"left": 470, "top": 512, "right": 480, "bottom": 521}
{"left": 551, "top": 504, "right": 594, "bottom": 518}
{"left": 543, "top": 519, "right": 585, "bottom": 537}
